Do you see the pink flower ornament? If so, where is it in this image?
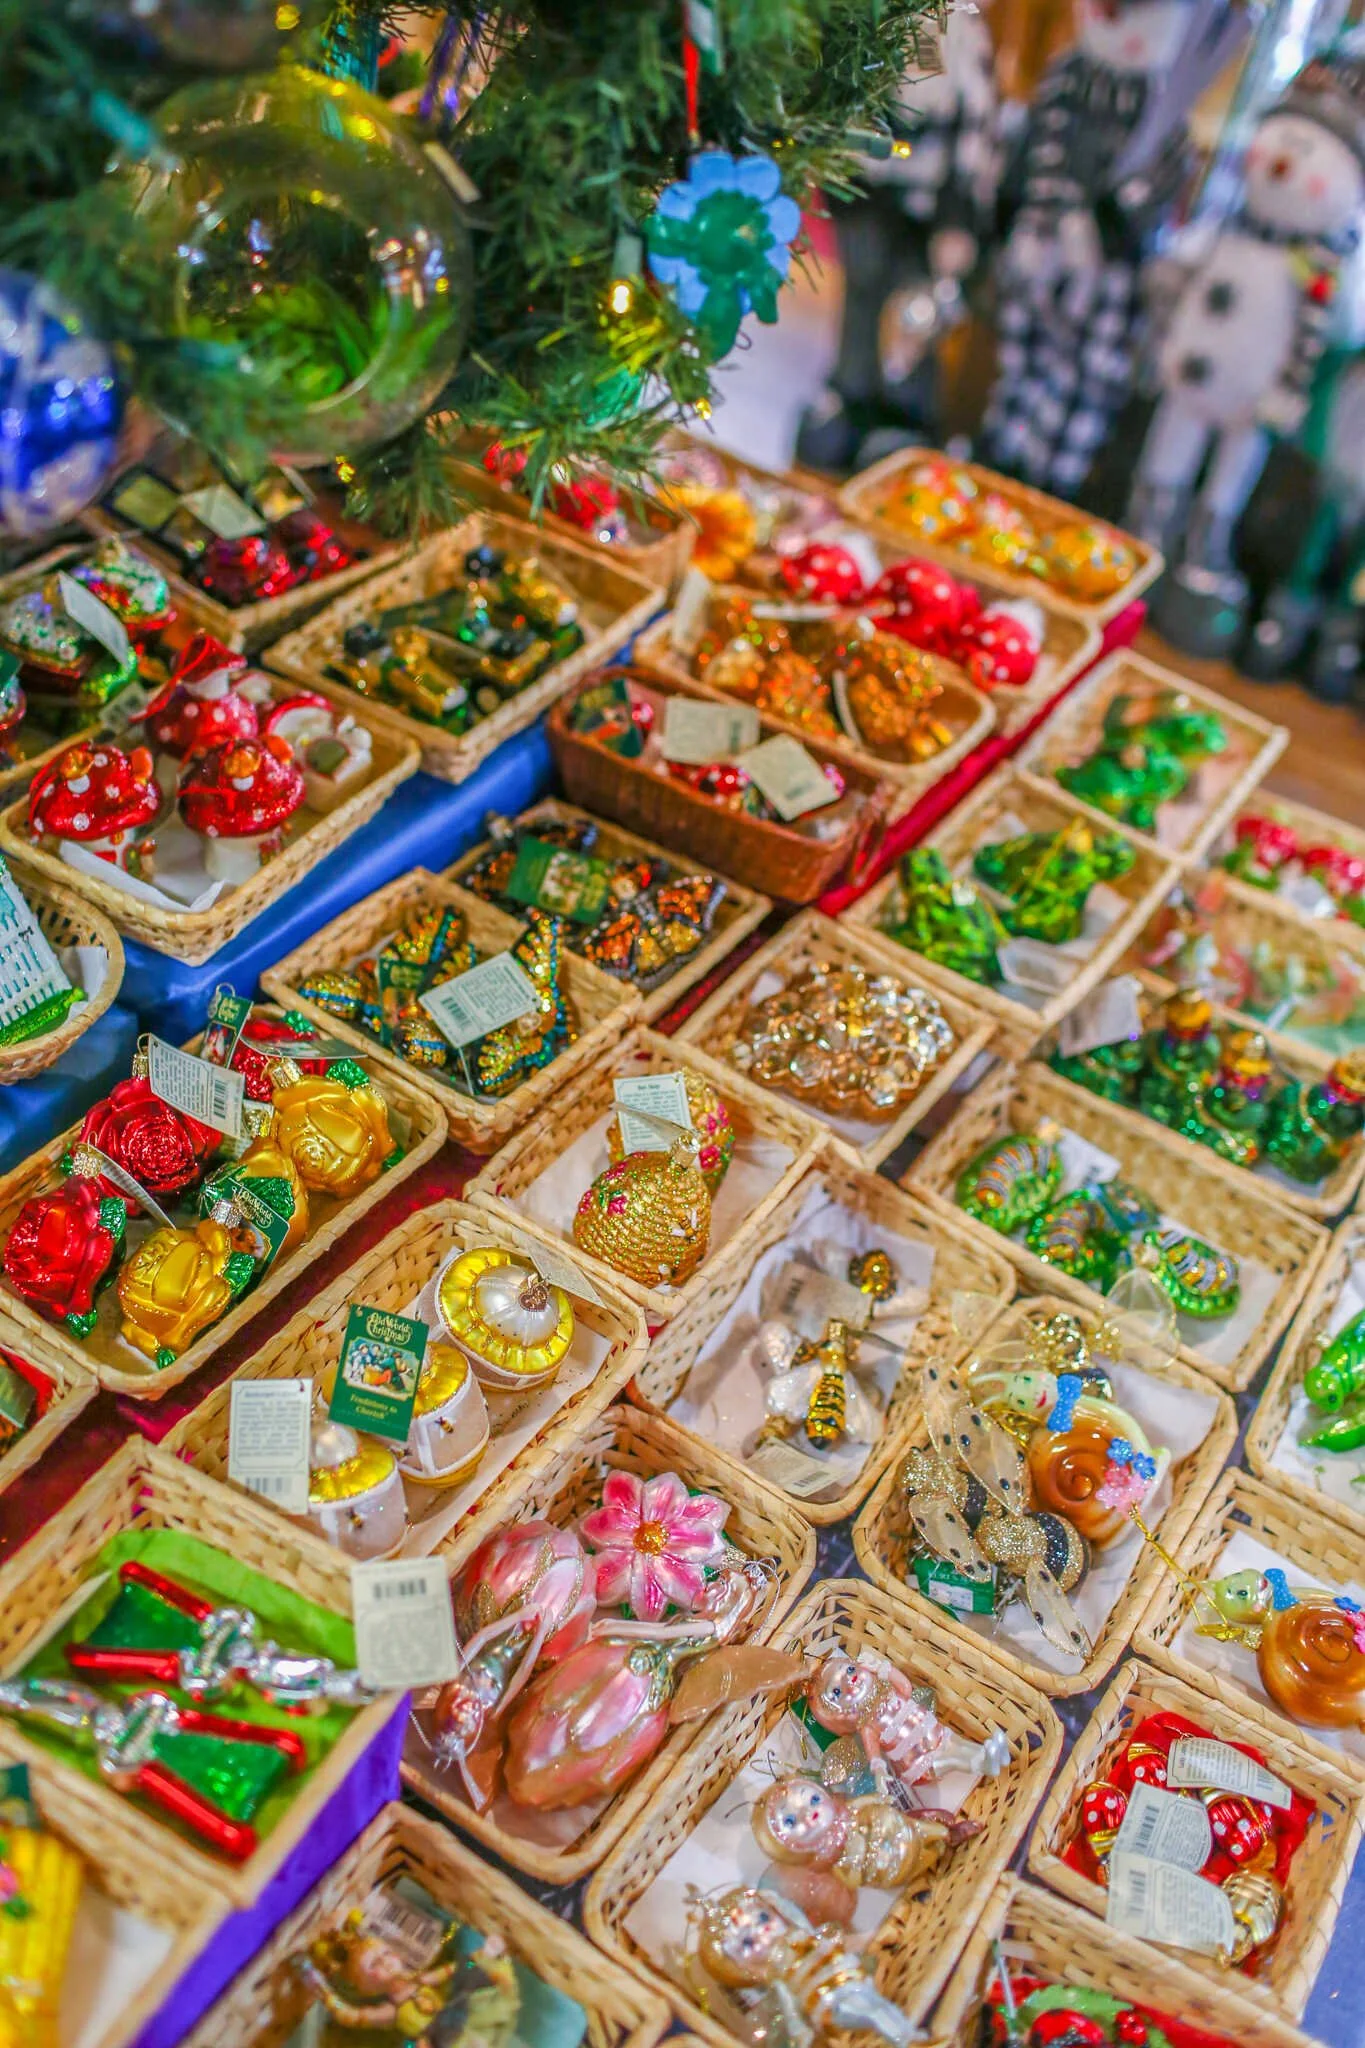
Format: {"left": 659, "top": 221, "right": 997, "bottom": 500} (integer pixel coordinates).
{"left": 580, "top": 1468, "right": 730, "bottom": 1622}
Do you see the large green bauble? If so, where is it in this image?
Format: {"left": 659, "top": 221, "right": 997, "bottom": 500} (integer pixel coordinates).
{"left": 115, "top": 66, "right": 471, "bottom": 462}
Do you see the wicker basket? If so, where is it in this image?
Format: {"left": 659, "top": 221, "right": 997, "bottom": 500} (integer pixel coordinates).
{"left": 904, "top": 1059, "right": 1327, "bottom": 1393}
{"left": 0, "top": 855, "right": 125, "bottom": 1082}
{"left": 844, "top": 770, "right": 1180, "bottom": 1057}
{"left": 1134, "top": 1465, "right": 1365, "bottom": 1782}
{"left": 1027, "top": 1657, "right": 1363, "bottom": 2021}
{"left": 260, "top": 867, "right": 640, "bottom": 1152}
{"left": 852, "top": 1291, "right": 1236, "bottom": 1697}
{"left": 1245, "top": 1211, "right": 1365, "bottom": 1549}
{"left": 932, "top": 1876, "right": 1321, "bottom": 2048}
{"left": 674, "top": 909, "right": 996, "bottom": 1171}
{"left": 444, "top": 794, "right": 773, "bottom": 1025}
{"left": 634, "top": 591, "right": 996, "bottom": 823}
{"left": 631, "top": 1150, "right": 1017, "bottom": 1527}
{"left": 0, "top": 543, "right": 147, "bottom": 804}
{"left": 403, "top": 1401, "right": 818, "bottom": 1884}
{"left": 447, "top": 453, "right": 697, "bottom": 595}
{"left": 0, "top": 1317, "right": 98, "bottom": 1504}
{"left": 465, "top": 1024, "right": 823, "bottom": 1324}
{"left": 181, "top": 1799, "right": 671, "bottom": 2048}
{"left": 0, "top": 667, "right": 420, "bottom": 963}
{"left": 0, "top": 1441, "right": 403, "bottom": 1906}
{"left": 839, "top": 447, "right": 1163, "bottom": 626}
{"left": 583, "top": 1576, "right": 1062, "bottom": 2040}
{"left": 1015, "top": 650, "right": 1288, "bottom": 861}
{"left": 1197, "top": 788, "right": 1365, "bottom": 959}
{"left": 265, "top": 509, "right": 662, "bottom": 784}
{"left": 0, "top": 1004, "right": 446, "bottom": 1399}
{"left": 547, "top": 668, "right": 890, "bottom": 904}
{"left": 0, "top": 1722, "right": 229, "bottom": 2048}
{"left": 164, "top": 1198, "right": 649, "bottom": 1571}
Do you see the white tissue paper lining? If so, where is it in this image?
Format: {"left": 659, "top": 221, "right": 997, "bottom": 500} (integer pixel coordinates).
{"left": 61, "top": 1889, "right": 174, "bottom": 2048}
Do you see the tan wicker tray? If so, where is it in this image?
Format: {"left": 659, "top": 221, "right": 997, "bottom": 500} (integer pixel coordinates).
{"left": 444, "top": 794, "right": 773, "bottom": 1025}
{"left": 1246, "top": 1211, "right": 1365, "bottom": 1548}
{"left": 0, "top": 1442, "right": 404, "bottom": 1906}
{"left": 465, "top": 1024, "right": 823, "bottom": 1324}
{"left": 260, "top": 866, "right": 640, "bottom": 1152}
{"left": 631, "top": 1149, "right": 1016, "bottom": 1526}
{"left": 852, "top": 1291, "right": 1236, "bottom": 1697}
{"left": 0, "top": 854, "right": 125, "bottom": 1082}
{"left": 839, "top": 446, "right": 1163, "bottom": 626}
{"left": 0, "top": 1005, "right": 446, "bottom": 1399}
{"left": 674, "top": 909, "right": 996, "bottom": 1171}
{"left": 448, "top": 452, "right": 696, "bottom": 595}
{"left": 265, "top": 509, "right": 662, "bottom": 784}
{"left": 403, "top": 1401, "right": 817, "bottom": 1884}
{"left": 1028, "top": 1657, "right": 1363, "bottom": 2020}
{"left": 932, "top": 1876, "right": 1320, "bottom": 2048}
{"left": 181, "top": 1799, "right": 671, "bottom": 2048}
{"left": 0, "top": 1314, "right": 98, "bottom": 1504}
{"left": 1135, "top": 1465, "right": 1365, "bottom": 1782}
{"left": 634, "top": 589, "right": 996, "bottom": 823}
{"left": 844, "top": 769, "right": 1180, "bottom": 1057}
{"left": 1197, "top": 787, "right": 1365, "bottom": 959}
{"left": 583, "top": 1576, "right": 1062, "bottom": 2041}
{"left": 166, "top": 1198, "right": 648, "bottom": 1573}
{"left": 0, "top": 666, "right": 419, "bottom": 963}
{"left": 1015, "top": 650, "right": 1288, "bottom": 861}
{"left": 904, "top": 1059, "right": 1327, "bottom": 1393}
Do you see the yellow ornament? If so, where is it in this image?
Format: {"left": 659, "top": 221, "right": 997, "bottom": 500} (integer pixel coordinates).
{"left": 273, "top": 1069, "right": 393, "bottom": 1199}
{"left": 402, "top": 1342, "right": 490, "bottom": 1486}
{"left": 225, "top": 1133, "right": 310, "bottom": 1254}
{"left": 573, "top": 1131, "right": 711, "bottom": 1289}
{"left": 0, "top": 1815, "right": 83, "bottom": 2048}
{"left": 664, "top": 482, "right": 758, "bottom": 582}
{"left": 957, "top": 493, "right": 1038, "bottom": 574}
{"left": 117, "top": 1218, "right": 252, "bottom": 1366}
{"left": 436, "top": 1246, "right": 574, "bottom": 1389}
{"left": 1037, "top": 521, "right": 1137, "bottom": 600}
{"left": 607, "top": 1070, "right": 735, "bottom": 1195}
{"left": 890, "top": 481, "right": 972, "bottom": 546}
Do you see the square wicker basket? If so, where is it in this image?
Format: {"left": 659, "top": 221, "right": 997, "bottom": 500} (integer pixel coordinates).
{"left": 905, "top": 1059, "right": 1327, "bottom": 1392}
{"left": 260, "top": 866, "right": 641, "bottom": 1151}
{"left": 1196, "top": 788, "right": 1365, "bottom": 959}
{"left": 583, "top": 1576, "right": 1062, "bottom": 2042}
{"left": 0, "top": 1316, "right": 97, "bottom": 1505}
{"left": 179, "top": 1799, "right": 672, "bottom": 2048}
{"left": 851, "top": 1291, "right": 1237, "bottom": 1697}
{"left": 1027, "top": 1657, "right": 1364, "bottom": 2021}
{"left": 673, "top": 909, "right": 996, "bottom": 1171}
{"left": 265, "top": 508, "right": 663, "bottom": 784}
{"left": 446, "top": 452, "right": 697, "bottom": 595}
{"left": 402, "top": 1401, "right": 817, "bottom": 1885}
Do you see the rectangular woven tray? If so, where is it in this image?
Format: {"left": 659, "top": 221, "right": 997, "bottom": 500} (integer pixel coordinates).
{"left": 1194, "top": 787, "right": 1365, "bottom": 958}
{"left": 0, "top": 1315, "right": 98, "bottom": 1505}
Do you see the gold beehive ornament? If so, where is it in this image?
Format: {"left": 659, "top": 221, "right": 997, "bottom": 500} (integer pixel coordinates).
{"left": 572, "top": 1129, "right": 711, "bottom": 1289}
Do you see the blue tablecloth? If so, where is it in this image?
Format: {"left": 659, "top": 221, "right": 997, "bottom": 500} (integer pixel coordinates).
{"left": 0, "top": 1002, "right": 141, "bottom": 1174}
{"left": 119, "top": 723, "right": 553, "bottom": 1040}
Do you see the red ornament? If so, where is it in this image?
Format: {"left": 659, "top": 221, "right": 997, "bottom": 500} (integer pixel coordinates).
{"left": 275, "top": 508, "right": 354, "bottom": 584}
{"left": 780, "top": 542, "right": 866, "bottom": 605}
{"left": 960, "top": 605, "right": 1041, "bottom": 689}
{"left": 79, "top": 1077, "right": 218, "bottom": 1199}
{"left": 1031, "top": 2013, "right": 1106, "bottom": 2047}
{"left": 483, "top": 440, "right": 528, "bottom": 484}
{"left": 231, "top": 1014, "right": 326, "bottom": 1102}
{"left": 140, "top": 632, "right": 259, "bottom": 763}
{"left": 1115, "top": 2013, "right": 1149, "bottom": 2045}
{"left": 1234, "top": 814, "right": 1298, "bottom": 871}
{"left": 549, "top": 474, "right": 622, "bottom": 535}
{"left": 872, "top": 557, "right": 973, "bottom": 649}
{"left": 196, "top": 535, "right": 300, "bottom": 607}
{"left": 1302, "top": 842, "right": 1365, "bottom": 899}
{"left": 28, "top": 741, "right": 160, "bottom": 865}
{"left": 2, "top": 1175, "right": 121, "bottom": 1323}
{"left": 1205, "top": 1792, "right": 1273, "bottom": 1867}
{"left": 179, "top": 734, "right": 306, "bottom": 878}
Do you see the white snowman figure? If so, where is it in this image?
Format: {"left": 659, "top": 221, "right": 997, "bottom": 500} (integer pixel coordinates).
{"left": 1132, "top": 51, "right": 1365, "bottom": 658}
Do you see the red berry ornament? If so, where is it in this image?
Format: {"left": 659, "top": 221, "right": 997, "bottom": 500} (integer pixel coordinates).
{"left": 1115, "top": 2012, "right": 1148, "bottom": 2044}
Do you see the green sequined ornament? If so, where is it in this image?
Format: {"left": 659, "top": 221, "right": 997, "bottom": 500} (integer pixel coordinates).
{"left": 1050, "top": 1033, "right": 1145, "bottom": 1104}
{"left": 1197, "top": 1029, "right": 1278, "bottom": 1167}
{"left": 1142, "top": 1225, "right": 1240, "bottom": 1318}
{"left": 1026, "top": 1187, "right": 1128, "bottom": 1287}
{"left": 1058, "top": 737, "right": 1188, "bottom": 834}
{"left": 1136, "top": 988, "right": 1220, "bottom": 1139}
{"left": 973, "top": 819, "right": 1136, "bottom": 946}
{"left": 1264, "top": 1051, "right": 1365, "bottom": 1185}
{"left": 955, "top": 1123, "right": 1062, "bottom": 1232}
{"left": 471, "top": 911, "right": 575, "bottom": 1098}
{"left": 880, "top": 847, "right": 1006, "bottom": 986}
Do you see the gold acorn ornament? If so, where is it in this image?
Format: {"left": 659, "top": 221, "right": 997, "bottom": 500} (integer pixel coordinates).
{"left": 399, "top": 1342, "right": 490, "bottom": 1486}
{"left": 435, "top": 1245, "right": 575, "bottom": 1390}
{"left": 606, "top": 1071, "right": 736, "bottom": 1196}
{"left": 573, "top": 1129, "right": 711, "bottom": 1289}
{"left": 302, "top": 1407, "right": 408, "bottom": 1560}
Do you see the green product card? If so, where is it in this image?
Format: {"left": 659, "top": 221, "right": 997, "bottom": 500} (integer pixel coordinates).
{"left": 913, "top": 1556, "right": 997, "bottom": 1616}
{"left": 0, "top": 1360, "right": 36, "bottom": 1437}
{"left": 107, "top": 469, "right": 182, "bottom": 534}
{"left": 200, "top": 1164, "right": 293, "bottom": 1273}
{"left": 328, "top": 1303, "right": 429, "bottom": 1443}
{"left": 201, "top": 986, "right": 252, "bottom": 1069}
{"left": 0, "top": 1762, "right": 35, "bottom": 1829}
{"left": 505, "top": 835, "right": 616, "bottom": 925}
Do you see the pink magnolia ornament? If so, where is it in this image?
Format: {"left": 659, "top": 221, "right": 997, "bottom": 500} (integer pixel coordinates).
{"left": 579, "top": 1469, "right": 730, "bottom": 1621}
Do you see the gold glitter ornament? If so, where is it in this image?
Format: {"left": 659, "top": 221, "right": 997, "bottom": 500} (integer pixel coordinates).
{"left": 957, "top": 494, "right": 1038, "bottom": 574}
{"left": 435, "top": 1245, "right": 574, "bottom": 1388}
{"left": 273, "top": 1070, "right": 394, "bottom": 1198}
{"left": 297, "top": 968, "right": 363, "bottom": 1020}
{"left": 1037, "top": 521, "right": 1137, "bottom": 600}
{"left": 573, "top": 1130, "right": 711, "bottom": 1288}
{"left": 893, "top": 481, "right": 973, "bottom": 545}
{"left": 117, "top": 1218, "right": 253, "bottom": 1367}
{"left": 606, "top": 1070, "right": 735, "bottom": 1194}
{"left": 727, "top": 962, "right": 955, "bottom": 1120}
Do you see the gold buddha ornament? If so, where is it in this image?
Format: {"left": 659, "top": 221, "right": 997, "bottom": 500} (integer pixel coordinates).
{"left": 435, "top": 1246, "right": 574, "bottom": 1389}
{"left": 273, "top": 1061, "right": 395, "bottom": 1199}
{"left": 573, "top": 1129, "right": 711, "bottom": 1289}
{"left": 117, "top": 1218, "right": 255, "bottom": 1368}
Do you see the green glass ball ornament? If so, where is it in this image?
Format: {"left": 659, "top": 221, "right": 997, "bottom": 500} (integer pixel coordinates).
{"left": 112, "top": 66, "right": 471, "bottom": 462}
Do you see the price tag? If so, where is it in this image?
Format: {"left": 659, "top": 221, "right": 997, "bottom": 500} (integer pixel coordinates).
{"left": 1056, "top": 1128, "right": 1121, "bottom": 1192}
{"left": 329, "top": 1304, "right": 429, "bottom": 1444}
{"left": 1056, "top": 976, "right": 1144, "bottom": 1058}
{"left": 614, "top": 1071, "right": 693, "bottom": 1155}
{"left": 670, "top": 566, "right": 713, "bottom": 655}
{"left": 1105, "top": 1852, "right": 1235, "bottom": 1958}
{"left": 352, "top": 1557, "right": 461, "bottom": 1690}
{"left": 752, "top": 1437, "right": 866, "bottom": 1500}
{"left": 71, "top": 1142, "right": 173, "bottom": 1230}
{"left": 1113, "top": 1782, "right": 1212, "bottom": 1871}
{"left": 418, "top": 953, "right": 539, "bottom": 1051}
{"left": 147, "top": 1035, "right": 245, "bottom": 1138}
{"left": 507, "top": 1227, "right": 603, "bottom": 1307}
{"left": 997, "top": 937, "right": 1076, "bottom": 997}
{"left": 359, "top": 1883, "right": 448, "bottom": 1972}
{"left": 660, "top": 696, "right": 759, "bottom": 764}
{"left": 179, "top": 483, "right": 266, "bottom": 540}
{"left": 1166, "top": 1736, "right": 1291, "bottom": 1811}
{"left": 228, "top": 1379, "right": 311, "bottom": 1515}
{"left": 736, "top": 735, "right": 837, "bottom": 821}
{"left": 766, "top": 1258, "right": 873, "bottom": 1337}
{"left": 56, "top": 571, "right": 131, "bottom": 670}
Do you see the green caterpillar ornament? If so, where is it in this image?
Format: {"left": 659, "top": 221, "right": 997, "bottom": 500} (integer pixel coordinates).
{"left": 1144, "top": 1225, "right": 1240, "bottom": 1319}
{"left": 955, "top": 1122, "right": 1062, "bottom": 1233}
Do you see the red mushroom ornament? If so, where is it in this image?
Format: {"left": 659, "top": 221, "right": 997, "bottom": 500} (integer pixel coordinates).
{"left": 139, "top": 631, "right": 263, "bottom": 793}
{"left": 28, "top": 741, "right": 160, "bottom": 873}
{"left": 264, "top": 692, "right": 374, "bottom": 813}
{"left": 179, "top": 733, "right": 305, "bottom": 885}
{"left": 959, "top": 598, "right": 1044, "bottom": 691}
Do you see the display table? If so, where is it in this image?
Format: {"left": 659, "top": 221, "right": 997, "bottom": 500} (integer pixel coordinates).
{"left": 0, "top": 1002, "right": 141, "bottom": 1176}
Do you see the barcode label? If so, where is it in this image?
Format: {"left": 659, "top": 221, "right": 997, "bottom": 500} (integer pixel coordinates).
{"left": 360, "top": 1882, "right": 447, "bottom": 1970}
{"left": 228, "top": 1379, "right": 311, "bottom": 1516}
{"left": 352, "top": 1557, "right": 460, "bottom": 1689}
{"left": 1113, "top": 1782, "right": 1211, "bottom": 1872}
{"left": 1106, "top": 1852, "right": 1235, "bottom": 1957}
{"left": 1166, "top": 1736, "right": 1291, "bottom": 1810}
{"left": 148, "top": 1034, "right": 245, "bottom": 1138}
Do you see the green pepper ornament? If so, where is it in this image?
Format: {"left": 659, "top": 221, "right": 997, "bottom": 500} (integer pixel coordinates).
{"left": 1263, "top": 1050, "right": 1365, "bottom": 1186}
{"left": 1301, "top": 1305, "right": 1365, "bottom": 1453}
{"left": 880, "top": 847, "right": 1006, "bottom": 986}
{"left": 973, "top": 818, "right": 1136, "bottom": 946}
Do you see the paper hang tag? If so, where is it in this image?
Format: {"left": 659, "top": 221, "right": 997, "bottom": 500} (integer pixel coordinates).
{"left": 328, "top": 1303, "right": 429, "bottom": 1444}
{"left": 913, "top": 1555, "right": 997, "bottom": 1615}
{"left": 752, "top": 1436, "right": 866, "bottom": 1500}
{"left": 352, "top": 1557, "right": 461, "bottom": 1690}
{"left": 1113, "top": 1781, "right": 1212, "bottom": 1872}
{"left": 1105, "top": 1852, "right": 1236, "bottom": 1959}
{"left": 660, "top": 694, "right": 760, "bottom": 765}
{"left": 670, "top": 567, "right": 714, "bottom": 655}
{"left": 615, "top": 1071, "right": 694, "bottom": 1155}
{"left": 200, "top": 986, "right": 252, "bottom": 1070}
{"left": 55, "top": 571, "right": 131, "bottom": 670}
{"left": 766, "top": 1257, "right": 873, "bottom": 1338}
{"left": 1166, "top": 1736, "right": 1292, "bottom": 1811}
{"left": 1056, "top": 1128, "right": 1121, "bottom": 1193}
{"left": 359, "top": 1883, "right": 448, "bottom": 1974}
{"left": 506, "top": 1227, "right": 603, "bottom": 1308}
{"left": 228, "top": 1379, "right": 311, "bottom": 1515}
{"left": 179, "top": 483, "right": 266, "bottom": 541}
{"left": 147, "top": 1035, "right": 245, "bottom": 1139}
{"left": 418, "top": 952, "right": 539, "bottom": 1051}
{"left": 1056, "top": 975, "right": 1144, "bottom": 1058}
{"left": 736, "top": 735, "right": 837, "bottom": 821}
{"left": 998, "top": 936, "right": 1076, "bottom": 997}
{"left": 73, "top": 1142, "right": 173, "bottom": 1231}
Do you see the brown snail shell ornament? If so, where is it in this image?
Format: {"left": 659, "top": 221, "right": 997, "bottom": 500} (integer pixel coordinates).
{"left": 1025, "top": 1413, "right": 1132, "bottom": 1549}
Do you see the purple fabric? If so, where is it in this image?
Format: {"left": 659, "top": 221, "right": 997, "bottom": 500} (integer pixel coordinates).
{"left": 129, "top": 1695, "right": 411, "bottom": 2048}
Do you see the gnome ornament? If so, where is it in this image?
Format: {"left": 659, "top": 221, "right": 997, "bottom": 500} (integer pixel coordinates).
{"left": 1132, "top": 48, "right": 1365, "bottom": 659}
